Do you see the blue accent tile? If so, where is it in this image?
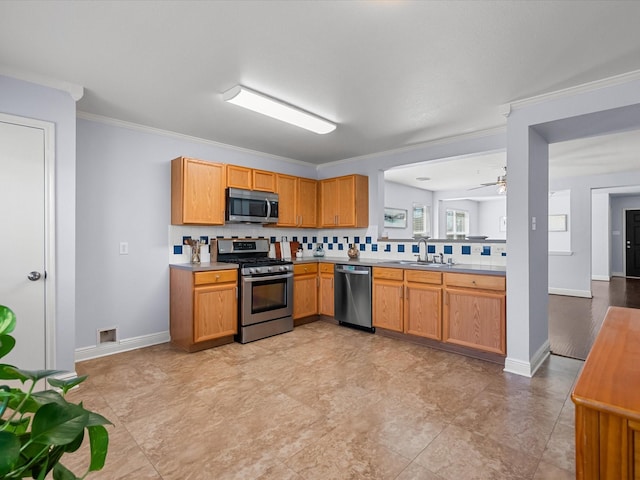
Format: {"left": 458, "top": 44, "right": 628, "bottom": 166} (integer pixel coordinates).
{"left": 354, "top": 236, "right": 360, "bottom": 243}
{"left": 366, "top": 237, "right": 372, "bottom": 244}
{"left": 461, "top": 245, "right": 471, "bottom": 255}
{"left": 502, "top": 252, "right": 507, "bottom": 256}
{"left": 231, "top": 236, "right": 238, "bottom": 239}
{"left": 444, "top": 245, "right": 453, "bottom": 255}
{"left": 385, "top": 244, "right": 391, "bottom": 252}
{"left": 333, "top": 236, "right": 338, "bottom": 243}
{"left": 427, "top": 245, "right": 436, "bottom": 254}
{"left": 328, "top": 244, "right": 334, "bottom": 250}
{"left": 372, "top": 244, "right": 378, "bottom": 252}
{"left": 270, "top": 236, "right": 276, "bottom": 243}
{"left": 398, "top": 244, "right": 405, "bottom": 253}
{"left": 307, "top": 243, "right": 313, "bottom": 250}
{"left": 412, "top": 245, "right": 419, "bottom": 254}
{"left": 338, "top": 244, "right": 344, "bottom": 251}
{"left": 182, "top": 236, "right": 192, "bottom": 244}
{"left": 173, "top": 245, "right": 183, "bottom": 255}
{"left": 481, "top": 246, "right": 491, "bottom": 256}
{"left": 216, "top": 235, "right": 224, "bottom": 239}
{"left": 323, "top": 236, "right": 328, "bottom": 243}
{"left": 302, "top": 236, "right": 308, "bottom": 243}
{"left": 199, "top": 236, "right": 208, "bottom": 244}
{"left": 292, "top": 236, "right": 298, "bottom": 242}
{"left": 258, "top": 236, "right": 265, "bottom": 239}
{"left": 312, "top": 236, "right": 317, "bottom": 243}
{"left": 359, "top": 244, "right": 365, "bottom": 251}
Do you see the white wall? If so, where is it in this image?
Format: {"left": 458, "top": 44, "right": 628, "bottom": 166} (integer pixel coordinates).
{"left": 478, "top": 199, "right": 507, "bottom": 239}
{"left": 610, "top": 194, "right": 640, "bottom": 275}
{"left": 548, "top": 190, "right": 571, "bottom": 252}
{"left": 383, "top": 181, "right": 433, "bottom": 238}
{"left": 591, "top": 191, "right": 610, "bottom": 280}
{"left": 0, "top": 75, "right": 77, "bottom": 371}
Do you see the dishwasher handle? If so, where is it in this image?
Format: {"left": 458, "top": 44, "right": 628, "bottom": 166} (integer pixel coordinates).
{"left": 335, "top": 265, "right": 371, "bottom": 275}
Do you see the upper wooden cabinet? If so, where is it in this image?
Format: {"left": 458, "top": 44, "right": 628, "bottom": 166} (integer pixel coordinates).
{"left": 319, "top": 174, "right": 368, "bottom": 228}
{"left": 274, "top": 174, "right": 318, "bottom": 228}
{"left": 171, "top": 157, "right": 225, "bottom": 225}
{"left": 225, "top": 164, "right": 276, "bottom": 192}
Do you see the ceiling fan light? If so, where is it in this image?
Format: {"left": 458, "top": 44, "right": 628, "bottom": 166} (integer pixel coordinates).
{"left": 222, "top": 85, "right": 336, "bottom": 134}
{"left": 497, "top": 183, "right": 507, "bottom": 195}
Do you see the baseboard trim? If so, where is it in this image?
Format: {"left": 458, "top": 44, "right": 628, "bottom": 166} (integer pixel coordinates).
{"left": 591, "top": 275, "right": 611, "bottom": 282}
{"left": 503, "top": 340, "right": 550, "bottom": 378}
{"left": 548, "top": 287, "right": 592, "bottom": 298}
{"left": 75, "top": 331, "right": 170, "bottom": 362}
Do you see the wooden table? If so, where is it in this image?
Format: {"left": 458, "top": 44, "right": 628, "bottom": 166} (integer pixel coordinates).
{"left": 572, "top": 306, "right": 640, "bottom": 479}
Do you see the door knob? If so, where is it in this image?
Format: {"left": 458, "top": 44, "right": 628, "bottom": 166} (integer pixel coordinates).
{"left": 27, "top": 271, "right": 41, "bottom": 281}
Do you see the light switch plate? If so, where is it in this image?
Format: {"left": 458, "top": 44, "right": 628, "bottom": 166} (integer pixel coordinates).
{"left": 119, "top": 242, "right": 129, "bottom": 255}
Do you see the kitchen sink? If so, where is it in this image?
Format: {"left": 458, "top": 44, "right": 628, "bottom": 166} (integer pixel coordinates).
{"left": 383, "top": 261, "right": 449, "bottom": 268}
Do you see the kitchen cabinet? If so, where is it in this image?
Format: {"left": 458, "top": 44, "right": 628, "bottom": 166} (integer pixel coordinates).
{"left": 443, "top": 272, "right": 506, "bottom": 355}
{"left": 572, "top": 307, "right": 640, "bottom": 480}
{"left": 372, "top": 267, "right": 404, "bottom": 332}
{"left": 225, "top": 164, "right": 276, "bottom": 192}
{"left": 318, "top": 262, "right": 334, "bottom": 316}
{"left": 170, "top": 268, "right": 238, "bottom": 352}
{"left": 373, "top": 267, "right": 442, "bottom": 339}
{"left": 404, "top": 270, "right": 442, "bottom": 340}
{"left": 274, "top": 174, "right": 318, "bottom": 227}
{"left": 293, "top": 263, "right": 318, "bottom": 320}
{"left": 171, "top": 157, "right": 225, "bottom": 225}
{"left": 319, "top": 174, "right": 368, "bottom": 228}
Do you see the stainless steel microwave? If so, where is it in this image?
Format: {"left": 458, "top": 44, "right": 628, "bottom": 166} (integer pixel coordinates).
{"left": 225, "top": 188, "right": 279, "bottom": 224}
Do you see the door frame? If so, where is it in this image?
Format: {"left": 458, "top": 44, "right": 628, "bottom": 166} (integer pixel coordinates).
{"left": 624, "top": 207, "right": 640, "bottom": 278}
{"left": 0, "top": 112, "right": 56, "bottom": 368}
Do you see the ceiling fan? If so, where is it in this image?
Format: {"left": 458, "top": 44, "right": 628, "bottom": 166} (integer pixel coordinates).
{"left": 470, "top": 167, "right": 507, "bottom": 194}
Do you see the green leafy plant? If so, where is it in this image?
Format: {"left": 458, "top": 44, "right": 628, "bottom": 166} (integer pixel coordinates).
{"left": 0, "top": 305, "right": 111, "bottom": 479}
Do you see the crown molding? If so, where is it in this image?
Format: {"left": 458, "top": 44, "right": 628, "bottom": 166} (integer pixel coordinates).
{"left": 76, "top": 111, "right": 314, "bottom": 167}
{"left": 501, "top": 68, "right": 640, "bottom": 113}
{"left": 0, "top": 65, "right": 84, "bottom": 101}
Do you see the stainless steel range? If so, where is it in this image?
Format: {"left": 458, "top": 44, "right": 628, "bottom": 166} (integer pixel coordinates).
{"left": 215, "top": 238, "right": 293, "bottom": 343}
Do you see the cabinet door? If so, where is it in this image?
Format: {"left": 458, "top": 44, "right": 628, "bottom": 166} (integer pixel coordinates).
{"left": 319, "top": 178, "right": 337, "bottom": 226}
{"left": 405, "top": 283, "right": 442, "bottom": 340}
{"left": 275, "top": 174, "right": 298, "bottom": 227}
{"left": 372, "top": 279, "right": 404, "bottom": 332}
{"left": 294, "top": 275, "right": 318, "bottom": 319}
{"left": 172, "top": 157, "right": 225, "bottom": 225}
{"left": 336, "top": 175, "right": 355, "bottom": 226}
{"left": 443, "top": 288, "right": 505, "bottom": 354}
{"left": 298, "top": 177, "right": 318, "bottom": 227}
{"left": 226, "top": 164, "right": 252, "bottom": 189}
{"left": 319, "top": 272, "right": 334, "bottom": 316}
{"left": 253, "top": 169, "right": 276, "bottom": 192}
{"left": 193, "top": 283, "right": 237, "bottom": 342}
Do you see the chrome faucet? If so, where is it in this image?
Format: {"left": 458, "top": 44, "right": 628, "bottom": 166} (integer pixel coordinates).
{"left": 433, "top": 253, "right": 443, "bottom": 264}
{"left": 416, "top": 237, "right": 429, "bottom": 263}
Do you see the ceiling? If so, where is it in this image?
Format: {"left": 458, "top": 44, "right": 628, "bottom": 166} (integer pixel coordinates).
{"left": 1, "top": 1, "right": 640, "bottom": 166}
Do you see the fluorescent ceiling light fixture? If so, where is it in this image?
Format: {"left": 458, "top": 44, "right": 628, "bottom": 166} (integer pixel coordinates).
{"left": 222, "top": 85, "right": 336, "bottom": 134}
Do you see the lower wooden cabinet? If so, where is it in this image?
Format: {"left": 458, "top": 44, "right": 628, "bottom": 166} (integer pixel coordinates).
{"left": 293, "top": 263, "right": 318, "bottom": 319}
{"left": 170, "top": 267, "right": 238, "bottom": 352}
{"left": 318, "top": 263, "right": 334, "bottom": 316}
{"left": 372, "top": 268, "right": 405, "bottom": 332}
{"left": 443, "top": 273, "right": 506, "bottom": 355}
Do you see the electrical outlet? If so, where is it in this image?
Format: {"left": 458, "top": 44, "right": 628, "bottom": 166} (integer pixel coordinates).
{"left": 471, "top": 245, "right": 482, "bottom": 254}
{"left": 119, "top": 242, "right": 129, "bottom": 255}
{"left": 494, "top": 246, "right": 506, "bottom": 254}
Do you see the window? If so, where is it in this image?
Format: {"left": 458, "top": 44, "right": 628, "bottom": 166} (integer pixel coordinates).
{"left": 446, "top": 209, "right": 469, "bottom": 239}
{"left": 412, "top": 204, "right": 431, "bottom": 237}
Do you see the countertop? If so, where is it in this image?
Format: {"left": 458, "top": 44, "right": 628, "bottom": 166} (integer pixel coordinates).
{"left": 170, "top": 257, "right": 505, "bottom": 276}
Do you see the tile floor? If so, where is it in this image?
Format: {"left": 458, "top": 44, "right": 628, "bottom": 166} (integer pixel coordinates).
{"left": 64, "top": 321, "right": 582, "bottom": 480}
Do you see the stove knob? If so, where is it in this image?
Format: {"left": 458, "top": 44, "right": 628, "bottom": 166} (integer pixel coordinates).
{"left": 249, "top": 268, "right": 256, "bottom": 274}
{"left": 280, "top": 266, "right": 288, "bottom": 272}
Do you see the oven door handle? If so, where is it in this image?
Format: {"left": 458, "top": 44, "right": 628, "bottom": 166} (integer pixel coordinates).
{"left": 243, "top": 272, "right": 293, "bottom": 283}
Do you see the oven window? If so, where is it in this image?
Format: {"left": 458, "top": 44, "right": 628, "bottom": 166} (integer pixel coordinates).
{"left": 251, "top": 278, "right": 287, "bottom": 313}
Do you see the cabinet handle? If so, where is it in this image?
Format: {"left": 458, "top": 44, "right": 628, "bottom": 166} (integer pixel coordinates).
{"left": 235, "top": 286, "right": 238, "bottom": 298}
{"left": 406, "top": 287, "right": 409, "bottom": 300}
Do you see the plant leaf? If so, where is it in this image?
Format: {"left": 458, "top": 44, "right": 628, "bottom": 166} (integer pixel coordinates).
{"left": 87, "top": 425, "right": 109, "bottom": 471}
{"left": 0, "top": 431, "right": 21, "bottom": 476}
{"left": 86, "top": 410, "right": 113, "bottom": 427}
{"left": 0, "top": 334, "right": 16, "bottom": 359}
{"left": 2, "top": 416, "right": 31, "bottom": 435}
{"left": 64, "top": 429, "right": 84, "bottom": 453}
{"left": 53, "top": 462, "right": 79, "bottom": 480}
{"left": 30, "top": 403, "right": 89, "bottom": 446}
{"left": 0, "top": 305, "right": 16, "bottom": 335}
{"left": 48, "top": 375, "right": 87, "bottom": 394}
{"left": 0, "top": 366, "right": 66, "bottom": 382}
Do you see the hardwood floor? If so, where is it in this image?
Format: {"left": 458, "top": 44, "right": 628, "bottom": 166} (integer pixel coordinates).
{"left": 548, "top": 277, "right": 640, "bottom": 360}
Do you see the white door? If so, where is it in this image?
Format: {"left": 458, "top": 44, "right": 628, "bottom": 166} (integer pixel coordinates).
{"left": 0, "top": 114, "right": 54, "bottom": 370}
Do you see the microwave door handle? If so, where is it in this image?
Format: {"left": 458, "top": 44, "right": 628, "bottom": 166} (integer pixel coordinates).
{"left": 265, "top": 198, "right": 271, "bottom": 220}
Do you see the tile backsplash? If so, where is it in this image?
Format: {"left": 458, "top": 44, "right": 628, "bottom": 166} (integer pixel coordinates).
{"left": 169, "top": 225, "right": 506, "bottom": 267}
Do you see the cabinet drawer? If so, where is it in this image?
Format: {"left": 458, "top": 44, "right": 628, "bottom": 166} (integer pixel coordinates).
{"left": 405, "top": 270, "right": 442, "bottom": 285}
{"left": 194, "top": 269, "right": 237, "bottom": 285}
{"left": 444, "top": 273, "right": 505, "bottom": 291}
{"left": 294, "top": 263, "right": 318, "bottom": 275}
{"left": 319, "top": 262, "right": 334, "bottom": 274}
{"left": 373, "top": 267, "right": 404, "bottom": 281}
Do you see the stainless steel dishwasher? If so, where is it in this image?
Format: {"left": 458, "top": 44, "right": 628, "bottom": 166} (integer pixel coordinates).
{"left": 334, "top": 264, "right": 374, "bottom": 332}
